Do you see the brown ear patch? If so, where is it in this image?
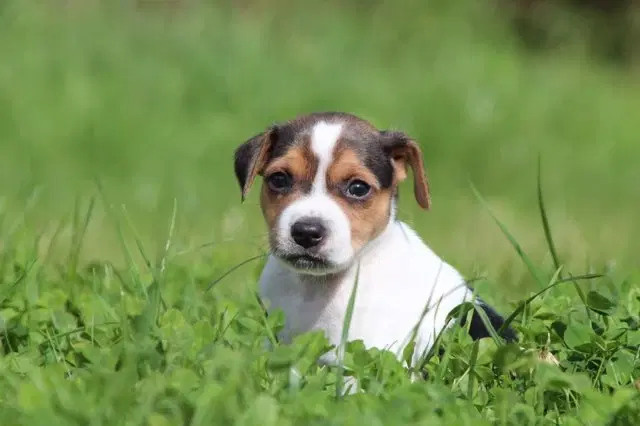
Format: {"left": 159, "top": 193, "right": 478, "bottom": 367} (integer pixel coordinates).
{"left": 391, "top": 157, "right": 408, "bottom": 183}
{"left": 234, "top": 127, "right": 277, "bottom": 201}
{"left": 382, "top": 131, "right": 431, "bottom": 210}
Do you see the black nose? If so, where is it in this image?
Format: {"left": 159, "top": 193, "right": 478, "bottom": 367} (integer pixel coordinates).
{"left": 291, "top": 219, "right": 326, "bottom": 249}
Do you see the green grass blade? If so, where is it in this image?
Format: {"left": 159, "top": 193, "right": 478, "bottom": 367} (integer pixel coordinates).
{"left": 500, "top": 272, "right": 604, "bottom": 332}
{"left": 120, "top": 204, "right": 154, "bottom": 275}
{"left": 537, "top": 157, "right": 591, "bottom": 319}
{"left": 466, "top": 340, "right": 480, "bottom": 401}
{"left": 537, "top": 157, "right": 562, "bottom": 274}
{"left": 94, "top": 179, "right": 145, "bottom": 297}
{"left": 68, "top": 195, "right": 96, "bottom": 278}
{"left": 157, "top": 197, "right": 178, "bottom": 279}
{"left": 471, "top": 183, "right": 545, "bottom": 288}
{"left": 206, "top": 254, "right": 266, "bottom": 292}
{"left": 336, "top": 262, "right": 360, "bottom": 398}
{"left": 473, "top": 301, "right": 507, "bottom": 346}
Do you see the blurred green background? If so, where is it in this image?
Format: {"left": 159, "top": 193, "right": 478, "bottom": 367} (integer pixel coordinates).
{"left": 1, "top": 0, "right": 638, "bottom": 300}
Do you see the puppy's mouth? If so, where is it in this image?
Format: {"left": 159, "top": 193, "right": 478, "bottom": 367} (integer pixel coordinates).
{"left": 273, "top": 250, "right": 336, "bottom": 274}
{"left": 283, "top": 253, "right": 330, "bottom": 269}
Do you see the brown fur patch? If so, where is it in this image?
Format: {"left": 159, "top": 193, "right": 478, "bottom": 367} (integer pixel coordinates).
{"left": 260, "top": 143, "right": 317, "bottom": 234}
{"left": 327, "top": 148, "right": 381, "bottom": 190}
{"left": 262, "top": 143, "right": 316, "bottom": 184}
{"left": 334, "top": 189, "right": 393, "bottom": 251}
{"left": 327, "top": 146, "right": 393, "bottom": 251}
{"left": 236, "top": 130, "right": 276, "bottom": 201}
{"left": 247, "top": 113, "right": 420, "bottom": 256}
{"left": 387, "top": 137, "right": 431, "bottom": 210}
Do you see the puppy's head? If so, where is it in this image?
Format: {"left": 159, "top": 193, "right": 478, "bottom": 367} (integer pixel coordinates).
{"left": 234, "top": 112, "right": 431, "bottom": 276}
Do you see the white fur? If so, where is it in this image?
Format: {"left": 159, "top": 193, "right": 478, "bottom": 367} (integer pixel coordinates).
{"left": 260, "top": 119, "right": 473, "bottom": 393}
{"left": 309, "top": 122, "right": 343, "bottom": 193}
{"left": 260, "top": 218, "right": 472, "bottom": 369}
{"left": 275, "top": 121, "right": 355, "bottom": 271}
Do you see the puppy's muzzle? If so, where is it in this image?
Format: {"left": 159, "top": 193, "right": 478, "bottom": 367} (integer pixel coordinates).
{"left": 291, "top": 217, "right": 326, "bottom": 249}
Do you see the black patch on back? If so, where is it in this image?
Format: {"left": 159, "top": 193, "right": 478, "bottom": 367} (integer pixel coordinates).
{"left": 459, "top": 300, "right": 518, "bottom": 343}
{"left": 425, "top": 299, "right": 518, "bottom": 379}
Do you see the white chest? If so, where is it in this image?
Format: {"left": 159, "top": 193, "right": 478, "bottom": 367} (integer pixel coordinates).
{"left": 257, "top": 222, "right": 471, "bottom": 366}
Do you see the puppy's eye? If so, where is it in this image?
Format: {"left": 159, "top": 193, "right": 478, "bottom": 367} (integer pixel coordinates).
{"left": 346, "top": 180, "right": 371, "bottom": 199}
{"left": 267, "top": 172, "right": 292, "bottom": 192}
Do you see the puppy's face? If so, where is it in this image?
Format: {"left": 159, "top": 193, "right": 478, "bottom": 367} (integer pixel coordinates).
{"left": 234, "top": 112, "right": 431, "bottom": 276}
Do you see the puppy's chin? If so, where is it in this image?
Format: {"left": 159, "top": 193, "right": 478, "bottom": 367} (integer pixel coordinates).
{"left": 272, "top": 249, "right": 350, "bottom": 277}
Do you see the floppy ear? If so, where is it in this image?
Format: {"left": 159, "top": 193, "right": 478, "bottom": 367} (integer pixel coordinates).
{"left": 234, "top": 126, "right": 277, "bottom": 202}
{"left": 380, "top": 130, "right": 431, "bottom": 210}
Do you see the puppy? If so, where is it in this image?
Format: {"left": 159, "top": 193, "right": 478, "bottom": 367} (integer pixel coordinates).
{"left": 234, "top": 112, "right": 516, "bottom": 375}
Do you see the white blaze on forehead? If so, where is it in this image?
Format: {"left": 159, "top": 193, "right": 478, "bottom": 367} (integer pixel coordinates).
{"left": 274, "top": 119, "right": 353, "bottom": 269}
{"left": 309, "top": 121, "right": 343, "bottom": 192}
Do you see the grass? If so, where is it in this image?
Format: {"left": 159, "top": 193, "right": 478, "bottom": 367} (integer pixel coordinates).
{"left": 0, "top": 1, "right": 639, "bottom": 424}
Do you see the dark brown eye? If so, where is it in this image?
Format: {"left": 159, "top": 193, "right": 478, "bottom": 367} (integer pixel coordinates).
{"left": 267, "top": 172, "right": 292, "bottom": 192}
{"left": 345, "top": 180, "right": 371, "bottom": 199}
